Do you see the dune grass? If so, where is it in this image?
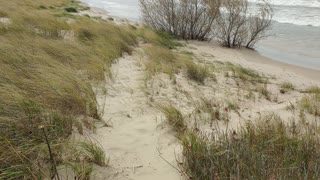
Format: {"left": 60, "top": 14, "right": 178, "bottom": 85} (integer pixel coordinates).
{"left": 140, "top": 28, "right": 213, "bottom": 82}
{"left": 227, "top": 63, "right": 266, "bottom": 84}
{"left": 142, "top": 38, "right": 212, "bottom": 84}
{"left": 186, "top": 62, "right": 212, "bottom": 84}
{"left": 180, "top": 114, "right": 320, "bottom": 179}
{"left": 196, "top": 98, "right": 230, "bottom": 123}
{"left": 80, "top": 141, "right": 107, "bottom": 167}
{"left": 160, "top": 104, "right": 187, "bottom": 135}
{"left": 256, "top": 83, "right": 272, "bottom": 100}
{"left": 139, "top": 28, "right": 182, "bottom": 49}
{"left": 0, "top": 0, "right": 137, "bottom": 178}
{"left": 299, "top": 93, "right": 320, "bottom": 116}
{"left": 306, "top": 86, "right": 320, "bottom": 94}
{"left": 72, "top": 161, "right": 94, "bottom": 180}
{"left": 280, "top": 81, "right": 295, "bottom": 91}
{"left": 144, "top": 45, "right": 179, "bottom": 79}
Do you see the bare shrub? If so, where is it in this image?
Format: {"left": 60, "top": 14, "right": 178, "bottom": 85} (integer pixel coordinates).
{"left": 140, "top": 0, "right": 220, "bottom": 40}
{"left": 245, "top": 1, "right": 273, "bottom": 48}
{"left": 214, "top": 0, "right": 272, "bottom": 48}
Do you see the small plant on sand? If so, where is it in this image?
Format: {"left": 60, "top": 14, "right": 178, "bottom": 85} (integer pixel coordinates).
{"left": 64, "top": 7, "right": 78, "bottom": 13}
{"left": 256, "top": 83, "right": 271, "bottom": 100}
{"left": 140, "top": 28, "right": 182, "bottom": 49}
{"left": 80, "top": 141, "right": 107, "bottom": 166}
{"left": 280, "top": 81, "right": 295, "bottom": 93}
{"left": 299, "top": 93, "right": 320, "bottom": 116}
{"left": 195, "top": 98, "right": 230, "bottom": 126}
{"left": 245, "top": 89, "right": 256, "bottom": 101}
{"left": 72, "top": 161, "right": 94, "bottom": 180}
{"left": 306, "top": 86, "right": 320, "bottom": 94}
{"left": 227, "top": 63, "right": 265, "bottom": 84}
{"left": 186, "top": 62, "right": 211, "bottom": 84}
{"left": 180, "top": 114, "right": 320, "bottom": 179}
{"left": 226, "top": 100, "right": 240, "bottom": 111}
{"left": 143, "top": 45, "right": 191, "bottom": 79}
{"left": 160, "top": 104, "right": 187, "bottom": 135}
{"left": 144, "top": 45, "right": 177, "bottom": 79}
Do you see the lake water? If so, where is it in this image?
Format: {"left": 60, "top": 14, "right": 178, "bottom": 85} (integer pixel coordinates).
{"left": 80, "top": 0, "right": 320, "bottom": 70}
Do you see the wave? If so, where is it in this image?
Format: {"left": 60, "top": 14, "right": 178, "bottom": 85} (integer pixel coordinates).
{"left": 248, "top": 0, "right": 320, "bottom": 8}
{"left": 249, "top": 0, "right": 320, "bottom": 27}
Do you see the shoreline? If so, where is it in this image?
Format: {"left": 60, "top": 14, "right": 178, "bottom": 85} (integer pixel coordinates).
{"left": 242, "top": 48, "right": 320, "bottom": 82}
{"left": 184, "top": 40, "right": 320, "bottom": 85}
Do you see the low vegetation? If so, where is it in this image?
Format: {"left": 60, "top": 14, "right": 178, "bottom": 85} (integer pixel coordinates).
{"left": 227, "top": 63, "right": 266, "bottom": 84}
{"left": 140, "top": 29, "right": 183, "bottom": 49}
{"left": 160, "top": 104, "right": 187, "bottom": 135}
{"left": 256, "top": 84, "right": 271, "bottom": 100}
{"left": 299, "top": 93, "right": 320, "bottom": 116}
{"left": 280, "top": 81, "right": 295, "bottom": 93}
{"left": 306, "top": 86, "right": 320, "bottom": 94}
{"left": 0, "top": 0, "right": 136, "bottom": 178}
{"left": 186, "top": 62, "right": 212, "bottom": 84}
{"left": 143, "top": 45, "right": 181, "bottom": 79}
{"left": 180, "top": 114, "right": 320, "bottom": 179}
{"left": 72, "top": 161, "right": 94, "bottom": 180}
{"left": 298, "top": 86, "right": 320, "bottom": 117}
{"left": 80, "top": 141, "right": 107, "bottom": 167}
{"left": 195, "top": 98, "right": 230, "bottom": 124}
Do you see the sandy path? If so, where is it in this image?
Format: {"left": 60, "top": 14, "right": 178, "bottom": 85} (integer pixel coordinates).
{"left": 92, "top": 52, "right": 181, "bottom": 180}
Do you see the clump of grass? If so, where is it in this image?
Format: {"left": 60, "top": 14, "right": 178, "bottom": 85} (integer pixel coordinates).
{"left": 180, "top": 114, "right": 320, "bottom": 179}
{"left": 37, "top": 5, "right": 47, "bottom": 10}
{"left": 160, "top": 104, "right": 187, "bottom": 135}
{"left": 306, "top": 86, "right": 320, "bottom": 94}
{"left": 80, "top": 141, "right": 107, "bottom": 166}
{"left": 140, "top": 28, "right": 182, "bottom": 49}
{"left": 245, "top": 89, "right": 256, "bottom": 101}
{"left": 144, "top": 45, "right": 189, "bottom": 79}
{"left": 196, "top": 98, "right": 230, "bottom": 125}
{"left": 226, "top": 100, "right": 239, "bottom": 111}
{"left": 0, "top": 11, "right": 8, "bottom": 17}
{"left": 64, "top": 7, "right": 78, "bottom": 13}
{"left": 71, "top": 161, "right": 94, "bottom": 180}
{"left": 299, "top": 93, "right": 320, "bottom": 116}
{"left": 186, "top": 62, "right": 212, "bottom": 84}
{"left": 227, "top": 63, "right": 265, "bottom": 83}
{"left": 280, "top": 81, "right": 295, "bottom": 93}
{"left": 179, "top": 50, "right": 194, "bottom": 56}
{"left": 256, "top": 84, "right": 271, "bottom": 100}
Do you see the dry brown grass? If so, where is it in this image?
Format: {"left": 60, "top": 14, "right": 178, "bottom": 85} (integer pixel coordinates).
{"left": 0, "top": 0, "right": 136, "bottom": 178}
{"left": 181, "top": 114, "right": 320, "bottom": 179}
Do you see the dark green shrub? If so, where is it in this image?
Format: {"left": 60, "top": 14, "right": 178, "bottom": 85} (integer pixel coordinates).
{"left": 64, "top": 7, "right": 78, "bottom": 13}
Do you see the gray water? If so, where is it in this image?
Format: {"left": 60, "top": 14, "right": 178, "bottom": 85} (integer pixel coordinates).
{"left": 80, "top": 0, "right": 320, "bottom": 70}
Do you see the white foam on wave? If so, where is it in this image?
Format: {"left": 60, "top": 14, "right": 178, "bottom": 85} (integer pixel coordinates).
{"left": 249, "top": 0, "right": 320, "bottom": 27}
{"left": 83, "top": 0, "right": 320, "bottom": 27}
{"left": 249, "top": 0, "right": 320, "bottom": 8}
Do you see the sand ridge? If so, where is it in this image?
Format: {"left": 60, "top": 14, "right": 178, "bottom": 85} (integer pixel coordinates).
{"left": 92, "top": 50, "right": 182, "bottom": 180}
